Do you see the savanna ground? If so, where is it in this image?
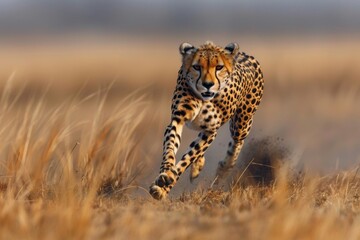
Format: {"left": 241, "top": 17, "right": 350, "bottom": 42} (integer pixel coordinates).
{"left": 0, "top": 35, "right": 360, "bottom": 239}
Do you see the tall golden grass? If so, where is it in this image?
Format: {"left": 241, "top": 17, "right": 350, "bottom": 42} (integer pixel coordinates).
{"left": 0, "top": 75, "right": 150, "bottom": 239}
{"left": 0, "top": 36, "right": 359, "bottom": 239}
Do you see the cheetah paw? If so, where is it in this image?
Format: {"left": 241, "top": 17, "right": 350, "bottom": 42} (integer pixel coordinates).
{"left": 190, "top": 165, "right": 201, "bottom": 183}
{"left": 149, "top": 184, "right": 167, "bottom": 200}
{"left": 155, "top": 170, "right": 177, "bottom": 188}
{"left": 190, "top": 157, "right": 205, "bottom": 183}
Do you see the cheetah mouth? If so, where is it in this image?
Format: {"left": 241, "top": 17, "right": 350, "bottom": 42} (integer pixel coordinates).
{"left": 201, "top": 92, "right": 215, "bottom": 98}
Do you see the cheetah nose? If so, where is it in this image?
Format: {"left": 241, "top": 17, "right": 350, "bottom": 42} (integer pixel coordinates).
{"left": 202, "top": 81, "right": 214, "bottom": 90}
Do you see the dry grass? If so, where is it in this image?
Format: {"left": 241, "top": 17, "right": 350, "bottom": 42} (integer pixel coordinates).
{"left": 0, "top": 36, "right": 359, "bottom": 239}
{"left": 0, "top": 76, "right": 148, "bottom": 239}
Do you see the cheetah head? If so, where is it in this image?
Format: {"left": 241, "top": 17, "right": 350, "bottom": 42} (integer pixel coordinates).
{"left": 179, "top": 41, "right": 239, "bottom": 101}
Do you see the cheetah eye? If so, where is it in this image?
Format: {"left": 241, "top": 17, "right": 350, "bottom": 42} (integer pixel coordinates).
{"left": 216, "top": 65, "right": 224, "bottom": 71}
{"left": 192, "top": 64, "right": 201, "bottom": 71}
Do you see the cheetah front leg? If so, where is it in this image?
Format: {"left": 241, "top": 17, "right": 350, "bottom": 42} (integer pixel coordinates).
{"left": 149, "top": 101, "right": 201, "bottom": 200}
{"left": 149, "top": 117, "right": 185, "bottom": 200}
{"left": 150, "top": 129, "right": 216, "bottom": 199}
{"left": 173, "top": 131, "right": 217, "bottom": 186}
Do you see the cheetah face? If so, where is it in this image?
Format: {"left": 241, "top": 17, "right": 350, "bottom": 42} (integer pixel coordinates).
{"left": 179, "top": 42, "right": 239, "bottom": 101}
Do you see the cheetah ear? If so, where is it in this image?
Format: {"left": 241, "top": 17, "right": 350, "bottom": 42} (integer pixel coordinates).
{"left": 224, "top": 43, "right": 239, "bottom": 55}
{"left": 179, "top": 42, "right": 196, "bottom": 55}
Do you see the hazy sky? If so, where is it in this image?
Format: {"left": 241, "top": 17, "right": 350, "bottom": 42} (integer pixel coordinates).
{"left": 0, "top": 0, "right": 359, "bottom": 7}
{"left": 0, "top": 0, "right": 359, "bottom": 37}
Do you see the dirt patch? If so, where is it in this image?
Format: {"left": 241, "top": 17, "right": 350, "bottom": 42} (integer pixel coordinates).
{"left": 235, "top": 136, "right": 294, "bottom": 185}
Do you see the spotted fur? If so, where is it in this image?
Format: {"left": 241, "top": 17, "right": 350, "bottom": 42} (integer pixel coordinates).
{"left": 149, "top": 41, "right": 264, "bottom": 200}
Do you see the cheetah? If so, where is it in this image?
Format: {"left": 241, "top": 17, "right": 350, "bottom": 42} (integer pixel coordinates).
{"left": 149, "top": 41, "right": 264, "bottom": 200}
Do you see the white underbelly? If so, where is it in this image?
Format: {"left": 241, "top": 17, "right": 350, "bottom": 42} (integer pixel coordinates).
{"left": 184, "top": 106, "right": 202, "bottom": 130}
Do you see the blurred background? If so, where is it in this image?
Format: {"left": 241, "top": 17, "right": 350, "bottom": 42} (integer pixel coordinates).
{"left": 0, "top": 0, "right": 360, "bottom": 193}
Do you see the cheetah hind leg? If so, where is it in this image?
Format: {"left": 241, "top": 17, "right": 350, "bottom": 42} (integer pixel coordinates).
{"left": 214, "top": 139, "right": 244, "bottom": 184}
{"left": 190, "top": 155, "right": 205, "bottom": 183}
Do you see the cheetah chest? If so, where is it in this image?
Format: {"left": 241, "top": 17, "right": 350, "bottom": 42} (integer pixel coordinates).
{"left": 185, "top": 103, "right": 222, "bottom": 131}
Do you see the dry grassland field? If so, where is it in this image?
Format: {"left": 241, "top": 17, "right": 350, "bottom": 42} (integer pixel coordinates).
{"left": 0, "top": 35, "right": 360, "bottom": 239}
